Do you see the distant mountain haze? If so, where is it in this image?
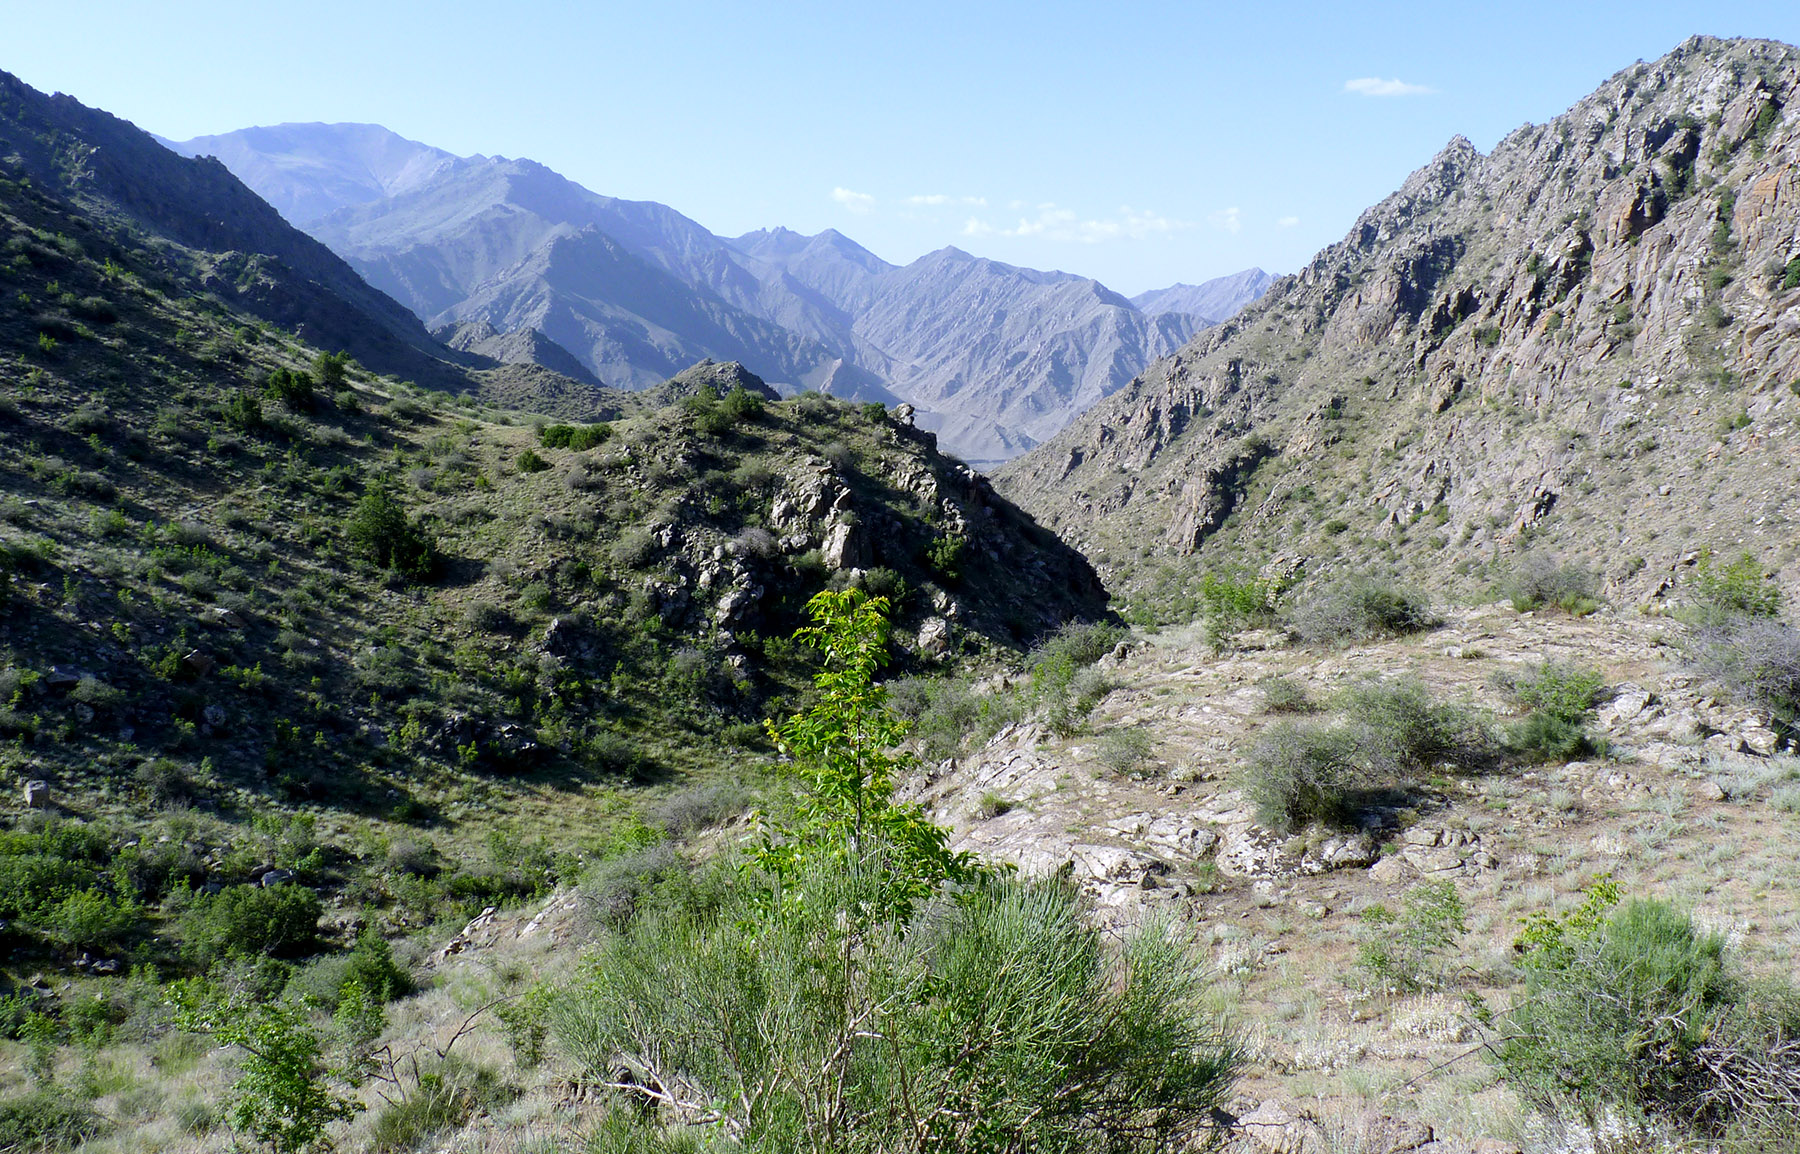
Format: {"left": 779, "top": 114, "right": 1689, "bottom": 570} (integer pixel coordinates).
{"left": 171, "top": 122, "right": 1271, "bottom": 464}
{"left": 1132, "top": 268, "right": 1275, "bottom": 322}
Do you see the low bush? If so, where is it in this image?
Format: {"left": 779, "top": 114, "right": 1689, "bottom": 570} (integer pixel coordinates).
{"left": 181, "top": 884, "right": 323, "bottom": 965}
{"left": 1338, "top": 676, "right": 1490, "bottom": 773}
{"left": 1197, "top": 569, "right": 1284, "bottom": 652}
{"left": 1505, "top": 663, "right": 1608, "bottom": 763}
{"left": 43, "top": 888, "right": 140, "bottom": 954}
{"left": 1355, "top": 879, "right": 1466, "bottom": 993}
{"left": 1692, "top": 618, "right": 1800, "bottom": 735}
{"left": 1096, "top": 727, "right": 1154, "bottom": 775}
{"left": 579, "top": 843, "right": 685, "bottom": 932}
{"left": 1497, "top": 881, "right": 1800, "bottom": 1142}
{"left": 0, "top": 1091, "right": 105, "bottom": 1150}
{"left": 263, "top": 368, "right": 315, "bottom": 412}
{"left": 1504, "top": 553, "right": 1600, "bottom": 615}
{"left": 368, "top": 1058, "right": 511, "bottom": 1154}
{"left": 515, "top": 448, "right": 549, "bottom": 474}
{"left": 1287, "top": 577, "right": 1436, "bottom": 644}
{"left": 344, "top": 487, "right": 435, "bottom": 581}
{"left": 1241, "top": 679, "right": 1488, "bottom": 831}
{"left": 1258, "top": 675, "right": 1318, "bottom": 714}
{"left": 540, "top": 422, "right": 613, "bottom": 450}
{"left": 553, "top": 867, "right": 1242, "bottom": 1154}
{"left": 1686, "top": 549, "right": 1781, "bottom": 626}
{"left": 1238, "top": 721, "right": 1366, "bottom": 831}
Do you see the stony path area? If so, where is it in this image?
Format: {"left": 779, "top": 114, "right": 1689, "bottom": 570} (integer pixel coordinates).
{"left": 908, "top": 604, "right": 1797, "bottom": 1153}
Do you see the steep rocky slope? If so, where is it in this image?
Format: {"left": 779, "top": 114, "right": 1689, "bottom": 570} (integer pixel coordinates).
{"left": 999, "top": 36, "right": 1800, "bottom": 616}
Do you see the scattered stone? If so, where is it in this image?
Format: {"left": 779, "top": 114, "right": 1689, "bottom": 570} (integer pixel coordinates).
{"left": 1698, "top": 779, "right": 1728, "bottom": 802}
{"left": 259, "top": 869, "right": 296, "bottom": 887}
{"left": 182, "top": 650, "right": 215, "bottom": 676}
{"left": 1741, "top": 724, "right": 1780, "bottom": 756}
{"left": 23, "top": 780, "right": 49, "bottom": 808}
{"left": 1238, "top": 1100, "right": 1320, "bottom": 1154}
{"left": 45, "top": 666, "right": 83, "bottom": 691}
{"left": 917, "top": 616, "right": 953, "bottom": 657}
{"left": 203, "top": 703, "right": 227, "bottom": 728}
{"left": 203, "top": 607, "right": 245, "bottom": 628}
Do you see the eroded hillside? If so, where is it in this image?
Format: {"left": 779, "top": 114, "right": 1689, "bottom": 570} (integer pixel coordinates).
{"left": 999, "top": 36, "right": 1800, "bottom": 621}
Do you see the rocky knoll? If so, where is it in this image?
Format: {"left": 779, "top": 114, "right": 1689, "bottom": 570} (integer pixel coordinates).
{"left": 905, "top": 603, "right": 1796, "bottom": 1149}
{"left": 998, "top": 37, "right": 1800, "bottom": 612}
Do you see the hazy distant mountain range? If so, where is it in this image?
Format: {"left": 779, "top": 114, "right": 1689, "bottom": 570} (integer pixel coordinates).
{"left": 167, "top": 124, "right": 1269, "bottom": 464}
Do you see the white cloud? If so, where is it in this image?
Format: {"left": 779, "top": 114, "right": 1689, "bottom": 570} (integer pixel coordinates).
{"left": 961, "top": 203, "right": 1189, "bottom": 244}
{"left": 1278, "top": 215, "right": 1300, "bottom": 228}
{"left": 1208, "top": 207, "right": 1242, "bottom": 235}
{"left": 907, "top": 194, "right": 987, "bottom": 207}
{"left": 1344, "top": 76, "right": 1435, "bottom": 97}
{"left": 831, "top": 187, "right": 876, "bottom": 214}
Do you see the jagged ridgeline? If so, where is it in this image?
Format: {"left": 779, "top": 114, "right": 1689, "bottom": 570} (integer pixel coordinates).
{"left": 0, "top": 70, "right": 1105, "bottom": 823}
{"left": 1000, "top": 36, "right": 1800, "bottom": 619}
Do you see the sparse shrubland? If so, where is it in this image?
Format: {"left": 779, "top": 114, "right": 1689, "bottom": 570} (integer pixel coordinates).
{"left": 1238, "top": 676, "right": 1489, "bottom": 831}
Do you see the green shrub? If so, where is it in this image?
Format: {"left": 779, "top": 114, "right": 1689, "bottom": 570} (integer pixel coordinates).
{"left": 1241, "top": 679, "right": 1486, "bottom": 831}
{"left": 1512, "top": 663, "right": 1606, "bottom": 725}
{"left": 1505, "top": 711, "right": 1604, "bottom": 763}
{"left": 1258, "top": 675, "right": 1317, "bottom": 714}
{"left": 181, "top": 884, "right": 323, "bottom": 965}
{"left": 368, "top": 1058, "right": 508, "bottom": 1153}
{"left": 313, "top": 351, "right": 351, "bottom": 388}
{"left": 341, "top": 930, "right": 413, "bottom": 1003}
{"left": 1196, "top": 570, "right": 1283, "bottom": 652}
{"left": 1338, "top": 676, "right": 1489, "bottom": 773}
{"left": 1355, "top": 879, "right": 1466, "bottom": 993}
{"left": 344, "top": 487, "right": 435, "bottom": 580}
{"left": 553, "top": 867, "right": 1241, "bottom": 1154}
{"left": 1504, "top": 663, "right": 1608, "bottom": 763}
{"left": 1096, "top": 727, "right": 1154, "bottom": 775}
{"left": 924, "top": 534, "right": 966, "bottom": 582}
{"left": 1687, "top": 549, "right": 1781, "bottom": 626}
{"left": 720, "top": 385, "right": 765, "bottom": 423}
{"left": 1495, "top": 884, "right": 1800, "bottom": 1139}
{"left": 1288, "top": 577, "right": 1436, "bottom": 644}
{"left": 515, "top": 448, "right": 549, "bottom": 473}
{"left": 43, "top": 889, "right": 140, "bottom": 954}
{"left": 1025, "top": 620, "right": 1124, "bottom": 738}
{"left": 263, "top": 368, "right": 315, "bottom": 412}
{"left": 1238, "top": 721, "right": 1365, "bottom": 831}
{"left": 540, "top": 422, "right": 613, "bottom": 450}
{"left": 0, "top": 1092, "right": 105, "bottom": 1151}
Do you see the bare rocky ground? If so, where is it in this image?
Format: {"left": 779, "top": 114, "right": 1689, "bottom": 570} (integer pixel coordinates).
{"left": 906, "top": 603, "right": 1796, "bottom": 1153}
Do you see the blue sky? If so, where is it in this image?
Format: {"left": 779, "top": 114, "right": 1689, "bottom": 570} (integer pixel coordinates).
{"left": 8, "top": 1, "right": 1800, "bottom": 294}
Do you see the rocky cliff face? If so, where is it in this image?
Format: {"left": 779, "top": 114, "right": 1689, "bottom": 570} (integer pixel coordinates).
{"left": 998, "top": 37, "right": 1800, "bottom": 612}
